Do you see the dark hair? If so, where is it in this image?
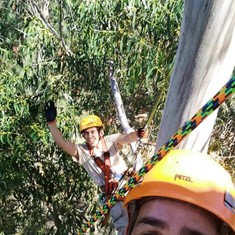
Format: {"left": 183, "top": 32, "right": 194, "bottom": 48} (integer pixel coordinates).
{"left": 81, "top": 126, "right": 104, "bottom": 138}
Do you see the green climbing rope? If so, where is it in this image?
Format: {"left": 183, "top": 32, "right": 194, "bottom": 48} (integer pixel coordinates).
{"left": 78, "top": 76, "right": 235, "bottom": 234}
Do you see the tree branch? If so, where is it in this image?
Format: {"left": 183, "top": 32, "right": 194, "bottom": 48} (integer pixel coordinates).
{"left": 30, "top": 0, "right": 73, "bottom": 56}
{"left": 109, "top": 62, "right": 137, "bottom": 154}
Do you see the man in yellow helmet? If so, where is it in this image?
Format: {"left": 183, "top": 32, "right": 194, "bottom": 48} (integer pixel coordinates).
{"left": 45, "top": 101, "right": 148, "bottom": 235}
{"left": 124, "top": 150, "right": 235, "bottom": 235}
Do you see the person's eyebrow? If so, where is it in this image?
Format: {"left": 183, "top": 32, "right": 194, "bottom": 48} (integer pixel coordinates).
{"left": 181, "top": 226, "right": 205, "bottom": 235}
{"left": 135, "top": 216, "right": 169, "bottom": 230}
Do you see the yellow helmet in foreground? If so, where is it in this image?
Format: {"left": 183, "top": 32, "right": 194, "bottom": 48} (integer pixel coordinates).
{"left": 124, "top": 150, "right": 235, "bottom": 232}
{"left": 79, "top": 115, "right": 104, "bottom": 132}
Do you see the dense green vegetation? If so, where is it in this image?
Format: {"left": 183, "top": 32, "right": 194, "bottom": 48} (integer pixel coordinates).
{"left": 0, "top": 0, "right": 234, "bottom": 234}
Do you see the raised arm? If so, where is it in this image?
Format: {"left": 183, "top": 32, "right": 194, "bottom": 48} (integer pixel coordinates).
{"left": 45, "top": 101, "right": 78, "bottom": 157}
{"left": 117, "top": 128, "right": 148, "bottom": 145}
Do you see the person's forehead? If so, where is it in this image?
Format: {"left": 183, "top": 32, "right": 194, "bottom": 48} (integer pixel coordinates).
{"left": 139, "top": 197, "right": 212, "bottom": 218}
{"left": 134, "top": 198, "right": 218, "bottom": 233}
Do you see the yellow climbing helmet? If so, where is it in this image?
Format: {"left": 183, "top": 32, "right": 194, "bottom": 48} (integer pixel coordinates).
{"left": 124, "top": 150, "right": 235, "bottom": 231}
{"left": 79, "top": 115, "right": 104, "bottom": 132}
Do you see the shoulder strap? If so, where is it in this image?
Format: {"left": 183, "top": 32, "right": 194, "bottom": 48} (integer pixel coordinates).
{"left": 103, "top": 151, "right": 111, "bottom": 196}
{"left": 92, "top": 138, "right": 111, "bottom": 196}
{"left": 93, "top": 152, "right": 110, "bottom": 175}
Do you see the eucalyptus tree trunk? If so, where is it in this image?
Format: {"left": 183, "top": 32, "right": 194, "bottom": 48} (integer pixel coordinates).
{"left": 109, "top": 65, "right": 144, "bottom": 171}
{"left": 155, "top": 0, "right": 235, "bottom": 153}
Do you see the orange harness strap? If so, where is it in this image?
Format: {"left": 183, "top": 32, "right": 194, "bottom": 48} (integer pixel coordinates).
{"left": 87, "top": 139, "right": 121, "bottom": 226}
{"left": 93, "top": 151, "right": 112, "bottom": 196}
{"left": 88, "top": 138, "right": 118, "bottom": 197}
{"left": 91, "top": 138, "right": 119, "bottom": 226}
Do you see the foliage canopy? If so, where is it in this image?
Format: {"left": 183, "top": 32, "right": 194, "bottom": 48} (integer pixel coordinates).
{"left": 0, "top": 0, "right": 234, "bottom": 234}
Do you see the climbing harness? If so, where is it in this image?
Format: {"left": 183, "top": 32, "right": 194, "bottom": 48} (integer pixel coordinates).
{"left": 95, "top": 150, "right": 117, "bottom": 227}
{"left": 88, "top": 137, "right": 120, "bottom": 226}
{"left": 77, "top": 76, "right": 235, "bottom": 234}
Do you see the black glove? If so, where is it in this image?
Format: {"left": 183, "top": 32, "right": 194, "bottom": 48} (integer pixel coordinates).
{"left": 137, "top": 127, "right": 145, "bottom": 138}
{"left": 45, "top": 101, "right": 57, "bottom": 122}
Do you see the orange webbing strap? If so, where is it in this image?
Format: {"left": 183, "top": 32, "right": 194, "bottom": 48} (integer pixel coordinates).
{"left": 100, "top": 139, "right": 112, "bottom": 226}
{"left": 93, "top": 151, "right": 111, "bottom": 196}
{"left": 92, "top": 139, "right": 122, "bottom": 225}
{"left": 104, "top": 153, "right": 111, "bottom": 196}
{"left": 93, "top": 152, "right": 111, "bottom": 227}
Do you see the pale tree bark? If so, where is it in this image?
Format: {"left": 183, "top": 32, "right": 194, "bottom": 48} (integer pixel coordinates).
{"left": 109, "top": 65, "right": 134, "bottom": 136}
{"left": 109, "top": 64, "right": 143, "bottom": 170}
{"left": 155, "top": 0, "right": 235, "bottom": 153}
